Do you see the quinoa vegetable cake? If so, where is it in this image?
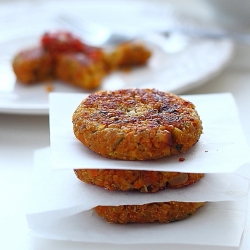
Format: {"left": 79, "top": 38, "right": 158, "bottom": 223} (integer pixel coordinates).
{"left": 104, "top": 42, "right": 152, "bottom": 71}
{"left": 74, "top": 169, "right": 204, "bottom": 192}
{"left": 55, "top": 52, "right": 106, "bottom": 90}
{"left": 94, "top": 201, "right": 205, "bottom": 224}
{"left": 72, "top": 88, "right": 203, "bottom": 160}
{"left": 12, "top": 30, "right": 152, "bottom": 89}
{"left": 12, "top": 47, "right": 54, "bottom": 84}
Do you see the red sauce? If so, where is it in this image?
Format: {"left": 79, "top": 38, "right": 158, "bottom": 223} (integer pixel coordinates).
{"left": 41, "top": 30, "right": 103, "bottom": 61}
{"left": 41, "top": 31, "right": 85, "bottom": 54}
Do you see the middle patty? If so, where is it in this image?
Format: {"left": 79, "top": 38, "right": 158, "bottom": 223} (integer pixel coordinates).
{"left": 74, "top": 169, "right": 205, "bottom": 192}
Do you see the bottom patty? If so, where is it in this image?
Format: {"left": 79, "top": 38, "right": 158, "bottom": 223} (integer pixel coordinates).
{"left": 74, "top": 169, "right": 205, "bottom": 192}
{"left": 94, "top": 201, "right": 205, "bottom": 224}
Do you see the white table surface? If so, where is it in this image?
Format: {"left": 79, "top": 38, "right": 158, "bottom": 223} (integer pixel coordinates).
{"left": 1, "top": 1, "right": 250, "bottom": 249}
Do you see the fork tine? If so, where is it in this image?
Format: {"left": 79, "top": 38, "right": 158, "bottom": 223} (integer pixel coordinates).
{"left": 56, "top": 14, "right": 111, "bottom": 45}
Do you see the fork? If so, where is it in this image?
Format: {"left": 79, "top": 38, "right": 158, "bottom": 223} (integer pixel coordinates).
{"left": 56, "top": 14, "right": 133, "bottom": 47}
{"left": 56, "top": 14, "right": 250, "bottom": 47}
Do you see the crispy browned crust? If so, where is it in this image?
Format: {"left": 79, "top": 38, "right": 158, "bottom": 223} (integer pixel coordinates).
{"left": 55, "top": 52, "right": 106, "bottom": 90}
{"left": 94, "top": 201, "right": 205, "bottom": 224}
{"left": 72, "top": 89, "right": 203, "bottom": 160}
{"left": 12, "top": 46, "right": 54, "bottom": 84}
{"left": 74, "top": 169, "right": 205, "bottom": 192}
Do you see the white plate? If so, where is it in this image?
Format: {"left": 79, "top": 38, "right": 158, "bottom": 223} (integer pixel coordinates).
{"left": 0, "top": 0, "right": 233, "bottom": 115}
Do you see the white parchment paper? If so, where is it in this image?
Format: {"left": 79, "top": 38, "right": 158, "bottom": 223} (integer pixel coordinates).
{"left": 26, "top": 147, "right": 249, "bottom": 248}
{"left": 49, "top": 92, "right": 250, "bottom": 173}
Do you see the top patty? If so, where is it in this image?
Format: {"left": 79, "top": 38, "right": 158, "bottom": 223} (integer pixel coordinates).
{"left": 72, "top": 89, "right": 203, "bottom": 160}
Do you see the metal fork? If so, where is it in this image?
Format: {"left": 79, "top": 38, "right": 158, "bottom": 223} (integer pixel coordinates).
{"left": 56, "top": 14, "right": 133, "bottom": 47}
{"left": 56, "top": 14, "right": 250, "bottom": 47}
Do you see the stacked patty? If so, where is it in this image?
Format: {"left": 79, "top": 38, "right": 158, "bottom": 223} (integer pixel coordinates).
{"left": 72, "top": 88, "right": 203, "bottom": 160}
{"left": 94, "top": 202, "right": 205, "bottom": 224}
{"left": 74, "top": 169, "right": 204, "bottom": 193}
{"left": 72, "top": 89, "right": 204, "bottom": 223}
